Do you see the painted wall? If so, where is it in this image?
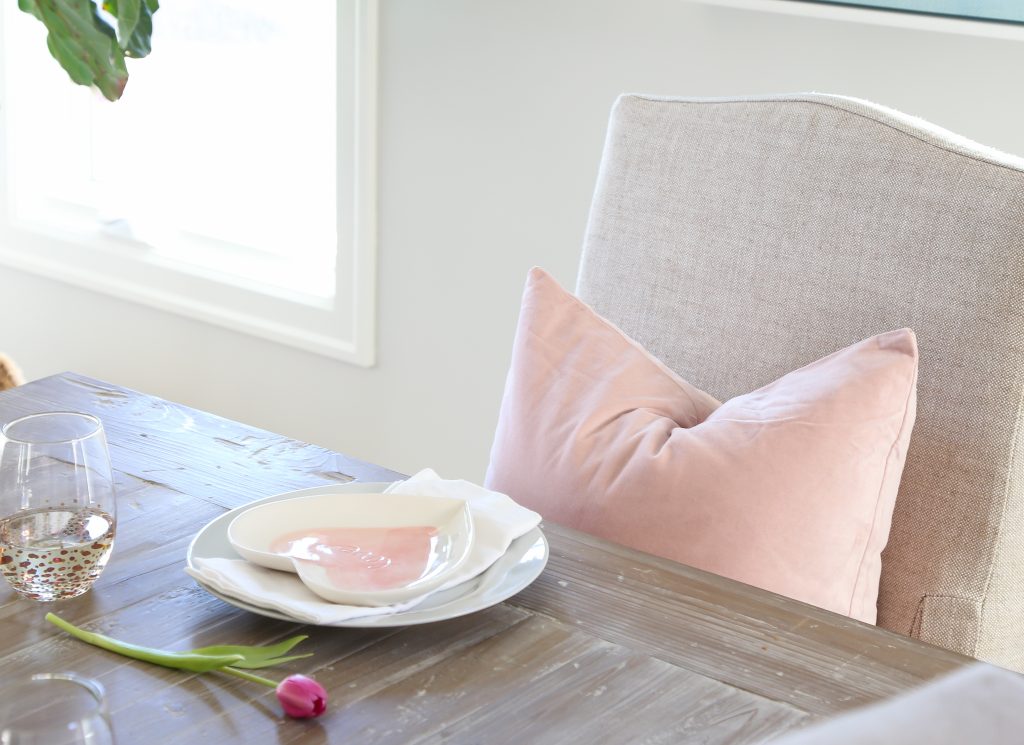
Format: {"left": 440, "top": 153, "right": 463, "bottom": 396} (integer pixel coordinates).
{"left": 2, "top": 0, "right": 1022, "bottom": 482}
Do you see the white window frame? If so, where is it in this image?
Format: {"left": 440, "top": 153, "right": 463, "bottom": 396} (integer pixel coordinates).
{"left": 0, "top": 0, "right": 378, "bottom": 366}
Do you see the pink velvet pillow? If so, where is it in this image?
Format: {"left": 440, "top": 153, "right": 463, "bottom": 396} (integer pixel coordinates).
{"left": 485, "top": 268, "right": 918, "bottom": 623}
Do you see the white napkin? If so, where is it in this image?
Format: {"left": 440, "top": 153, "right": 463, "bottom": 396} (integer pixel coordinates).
{"left": 766, "top": 663, "right": 1024, "bottom": 745}
{"left": 186, "top": 469, "right": 541, "bottom": 624}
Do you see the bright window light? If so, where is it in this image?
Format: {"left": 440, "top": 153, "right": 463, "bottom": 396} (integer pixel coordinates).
{"left": 5, "top": 0, "right": 337, "bottom": 300}
{"left": 0, "top": 0, "right": 377, "bottom": 365}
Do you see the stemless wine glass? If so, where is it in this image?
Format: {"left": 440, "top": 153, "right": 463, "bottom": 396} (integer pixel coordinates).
{"left": 0, "top": 673, "right": 116, "bottom": 744}
{"left": 0, "top": 412, "right": 117, "bottom": 601}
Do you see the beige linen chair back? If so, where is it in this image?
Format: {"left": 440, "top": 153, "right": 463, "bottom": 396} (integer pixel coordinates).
{"left": 576, "top": 94, "right": 1024, "bottom": 670}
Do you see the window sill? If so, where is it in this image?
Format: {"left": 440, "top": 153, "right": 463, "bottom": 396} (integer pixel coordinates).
{"left": 0, "top": 224, "right": 375, "bottom": 365}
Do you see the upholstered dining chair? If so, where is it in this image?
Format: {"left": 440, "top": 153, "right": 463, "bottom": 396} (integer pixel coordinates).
{"left": 574, "top": 94, "right": 1024, "bottom": 670}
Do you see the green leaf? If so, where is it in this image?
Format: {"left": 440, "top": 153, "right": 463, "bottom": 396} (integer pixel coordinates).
{"left": 46, "top": 31, "right": 92, "bottom": 85}
{"left": 121, "top": 0, "right": 153, "bottom": 58}
{"left": 100, "top": 0, "right": 155, "bottom": 58}
{"left": 113, "top": 0, "right": 140, "bottom": 47}
{"left": 94, "top": 38, "right": 128, "bottom": 100}
{"left": 190, "top": 635, "right": 314, "bottom": 670}
{"left": 19, "top": 0, "right": 159, "bottom": 100}
{"left": 212, "top": 653, "right": 313, "bottom": 670}
{"left": 18, "top": 0, "right": 44, "bottom": 21}
{"left": 25, "top": 0, "right": 129, "bottom": 100}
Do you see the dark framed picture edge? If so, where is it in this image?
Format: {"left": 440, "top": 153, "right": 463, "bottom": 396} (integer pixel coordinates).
{"left": 798, "top": 0, "right": 1024, "bottom": 24}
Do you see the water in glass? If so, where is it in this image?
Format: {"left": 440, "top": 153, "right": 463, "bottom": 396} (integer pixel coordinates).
{"left": 0, "top": 412, "right": 117, "bottom": 601}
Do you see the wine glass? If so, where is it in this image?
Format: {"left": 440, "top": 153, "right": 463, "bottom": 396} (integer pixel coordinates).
{"left": 0, "top": 412, "right": 117, "bottom": 601}
{"left": 0, "top": 672, "right": 116, "bottom": 744}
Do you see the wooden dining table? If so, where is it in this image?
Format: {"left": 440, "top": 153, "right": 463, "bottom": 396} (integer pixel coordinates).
{"left": 0, "top": 372, "right": 974, "bottom": 743}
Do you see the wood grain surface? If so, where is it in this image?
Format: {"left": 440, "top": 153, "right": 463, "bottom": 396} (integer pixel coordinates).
{"left": 0, "top": 373, "right": 973, "bottom": 744}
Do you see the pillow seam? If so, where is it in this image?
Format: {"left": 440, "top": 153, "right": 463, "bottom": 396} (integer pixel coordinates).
{"left": 847, "top": 355, "right": 919, "bottom": 619}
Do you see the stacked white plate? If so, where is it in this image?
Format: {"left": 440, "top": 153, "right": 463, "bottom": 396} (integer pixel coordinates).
{"left": 186, "top": 481, "right": 548, "bottom": 627}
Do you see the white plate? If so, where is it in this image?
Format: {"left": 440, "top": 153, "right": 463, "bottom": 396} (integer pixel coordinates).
{"left": 186, "top": 482, "right": 549, "bottom": 627}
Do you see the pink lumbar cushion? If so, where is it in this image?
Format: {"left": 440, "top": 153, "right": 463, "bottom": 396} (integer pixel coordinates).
{"left": 485, "top": 268, "right": 918, "bottom": 623}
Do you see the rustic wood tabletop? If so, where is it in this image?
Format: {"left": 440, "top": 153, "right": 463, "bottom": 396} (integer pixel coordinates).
{"left": 0, "top": 373, "right": 972, "bottom": 744}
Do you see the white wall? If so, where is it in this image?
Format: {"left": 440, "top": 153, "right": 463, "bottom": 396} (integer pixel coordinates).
{"left": 2, "top": 0, "right": 1023, "bottom": 481}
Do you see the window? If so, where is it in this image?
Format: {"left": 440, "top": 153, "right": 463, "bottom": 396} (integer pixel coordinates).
{"left": 0, "top": 0, "right": 378, "bottom": 365}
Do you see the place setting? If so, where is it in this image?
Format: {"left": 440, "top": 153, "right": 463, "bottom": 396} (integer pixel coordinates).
{"left": 185, "top": 469, "right": 548, "bottom": 627}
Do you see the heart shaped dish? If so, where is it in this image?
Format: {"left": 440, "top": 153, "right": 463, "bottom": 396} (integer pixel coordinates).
{"left": 227, "top": 493, "right": 473, "bottom": 606}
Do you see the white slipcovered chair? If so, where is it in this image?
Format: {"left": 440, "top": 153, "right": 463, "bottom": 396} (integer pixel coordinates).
{"left": 575, "top": 94, "right": 1024, "bottom": 669}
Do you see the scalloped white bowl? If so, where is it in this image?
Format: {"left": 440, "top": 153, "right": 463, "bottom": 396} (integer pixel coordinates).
{"left": 227, "top": 492, "right": 473, "bottom": 606}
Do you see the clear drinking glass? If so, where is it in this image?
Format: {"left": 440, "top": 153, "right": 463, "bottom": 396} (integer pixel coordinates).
{"left": 0, "top": 412, "right": 117, "bottom": 601}
{"left": 0, "top": 673, "right": 116, "bottom": 744}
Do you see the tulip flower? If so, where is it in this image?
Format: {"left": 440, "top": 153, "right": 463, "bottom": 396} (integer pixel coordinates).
{"left": 208, "top": 668, "right": 329, "bottom": 719}
{"left": 46, "top": 612, "right": 328, "bottom": 718}
{"left": 276, "top": 674, "right": 328, "bottom": 718}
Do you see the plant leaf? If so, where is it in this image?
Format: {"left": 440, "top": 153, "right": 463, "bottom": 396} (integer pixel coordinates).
{"left": 220, "top": 653, "right": 315, "bottom": 670}
{"left": 121, "top": 0, "right": 153, "bottom": 58}
{"left": 113, "top": 0, "right": 140, "bottom": 48}
{"left": 25, "top": 0, "right": 129, "bottom": 100}
{"left": 18, "top": 0, "right": 44, "bottom": 21}
{"left": 45, "top": 30, "right": 93, "bottom": 85}
{"left": 190, "top": 635, "right": 314, "bottom": 669}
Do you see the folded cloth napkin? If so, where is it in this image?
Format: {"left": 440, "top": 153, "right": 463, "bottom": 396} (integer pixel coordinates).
{"left": 185, "top": 469, "right": 541, "bottom": 625}
{"left": 766, "top": 663, "right": 1024, "bottom": 744}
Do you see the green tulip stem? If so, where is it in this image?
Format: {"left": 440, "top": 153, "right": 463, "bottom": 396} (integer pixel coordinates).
{"left": 46, "top": 612, "right": 306, "bottom": 690}
{"left": 45, "top": 612, "right": 243, "bottom": 673}
{"left": 220, "top": 666, "right": 279, "bottom": 688}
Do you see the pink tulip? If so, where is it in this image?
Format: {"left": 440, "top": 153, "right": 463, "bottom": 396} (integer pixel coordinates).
{"left": 46, "top": 613, "right": 329, "bottom": 719}
{"left": 276, "top": 674, "right": 328, "bottom": 718}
